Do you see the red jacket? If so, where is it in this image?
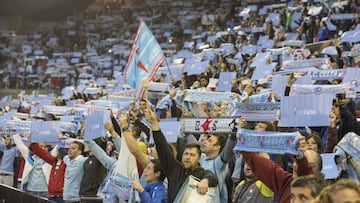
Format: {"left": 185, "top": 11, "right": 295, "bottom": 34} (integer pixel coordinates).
{"left": 242, "top": 152, "right": 314, "bottom": 203}
{"left": 30, "top": 143, "right": 66, "bottom": 196}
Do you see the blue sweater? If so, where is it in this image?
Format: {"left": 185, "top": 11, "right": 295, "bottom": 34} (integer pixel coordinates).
{"left": 140, "top": 182, "right": 167, "bottom": 203}
{"left": 318, "top": 27, "right": 329, "bottom": 41}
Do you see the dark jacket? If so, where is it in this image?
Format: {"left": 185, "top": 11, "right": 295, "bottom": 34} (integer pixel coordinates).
{"left": 80, "top": 155, "right": 106, "bottom": 196}
{"left": 153, "top": 130, "right": 218, "bottom": 202}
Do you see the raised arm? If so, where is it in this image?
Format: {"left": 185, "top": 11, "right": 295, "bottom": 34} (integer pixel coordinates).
{"left": 87, "top": 139, "right": 116, "bottom": 170}
{"left": 326, "top": 113, "right": 338, "bottom": 153}
{"left": 29, "top": 143, "right": 57, "bottom": 164}
{"left": 130, "top": 110, "right": 151, "bottom": 140}
{"left": 120, "top": 113, "right": 150, "bottom": 167}
{"left": 284, "top": 72, "right": 297, "bottom": 96}
{"left": 241, "top": 152, "right": 293, "bottom": 197}
{"left": 12, "top": 133, "right": 29, "bottom": 160}
{"left": 220, "top": 128, "right": 238, "bottom": 163}
{"left": 145, "top": 108, "right": 182, "bottom": 176}
{"left": 104, "top": 121, "right": 121, "bottom": 152}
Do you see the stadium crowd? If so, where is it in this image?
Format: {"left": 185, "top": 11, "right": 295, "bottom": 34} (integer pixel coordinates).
{"left": 0, "top": 0, "right": 360, "bottom": 202}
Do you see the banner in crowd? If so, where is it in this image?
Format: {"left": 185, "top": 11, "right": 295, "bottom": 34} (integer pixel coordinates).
{"left": 290, "top": 83, "right": 356, "bottom": 97}
{"left": 251, "top": 62, "right": 277, "bottom": 80}
{"left": 85, "top": 105, "right": 111, "bottom": 123}
{"left": 181, "top": 117, "right": 236, "bottom": 134}
{"left": 320, "top": 153, "right": 340, "bottom": 180}
{"left": 342, "top": 67, "right": 360, "bottom": 92}
{"left": 157, "top": 119, "right": 181, "bottom": 143}
{"left": 216, "top": 72, "right": 236, "bottom": 92}
{"left": 277, "top": 40, "right": 304, "bottom": 48}
{"left": 43, "top": 105, "right": 70, "bottom": 115}
{"left": 337, "top": 132, "right": 360, "bottom": 162}
{"left": 282, "top": 58, "right": 328, "bottom": 69}
{"left": 249, "top": 92, "right": 274, "bottom": 103}
{"left": 187, "top": 60, "right": 209, "bottom": 75}
{"left": 278, "top": 94, "right": 333, "bottom": 127}
{"left": 83, "top": 110, "right": 106, "bottom": 141}
{"left": 60, "top": 121, "right": 79, "bottom": 134}
{"left": 6, "top": 120, "right": 32, "bottom": 131}
{"left": 231, "top": 102, "right": 280, "bottom": 121}
{"left": 30, "top": 121, "right": 61, "bottom": 143}
{"left": 57, "top": 137, "right": 84, "bottom": 148}
{"left": 233, "top": 129, "right": 303, "bottom": 155}
{"left": 271, "top": 73, "right": 313, "bottom": 101}
{"left": 66, "top": 99, "right": 85, "bottom": 107}
{"left": 0, "top": 129, "right": 16, "bottom": 137}
{"left": 331, "top": 13, "right": 358, "bottom": 20}
{"left": 241, "top": 45, "right": 257, "bottom": 55}
{"left": 101, "top": 173, "right": 134, "bottom": 201}
{"left": 0, "top": 109, "right": 17, "bottom": 128}
{"left": 13, "top": 112, "right": 30, "bottom": 120}
{"left": 124, "top": 20, "right": 165, "bottom": 98}
{"left": 183, "top": 90, "right": 238, "bottom": 103}
{"left": 307, "top": 69, "right": 345, "bottom": 80}
{"left": 249, "top": 52, "right": 269, "bottom": 67}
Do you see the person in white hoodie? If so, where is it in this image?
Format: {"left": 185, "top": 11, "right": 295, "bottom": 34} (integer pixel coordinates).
{"left": 12, "top": 133, "right": 51, "bottom": 198}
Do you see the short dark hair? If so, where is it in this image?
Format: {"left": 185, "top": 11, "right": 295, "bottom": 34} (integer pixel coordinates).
{"left": 210, "top": 134, "right": 227, "bottom": 153}
{"left": 291, "top": 174, "right": 325, "bottom": 198}
{"left": 72, "top": 141, "right": 84, "bottom": 155}
{"left": 257, "top": 121, "right": 275, "bottom": 131}
{"left": 151, "top": 159, "right": 166, "bottom": 181}
{"left": 184, "top": 143, "right": 201, "bottom": 157}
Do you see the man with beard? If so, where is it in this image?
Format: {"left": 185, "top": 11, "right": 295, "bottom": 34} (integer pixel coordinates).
{"left": 233, "top": 153, "right": 274, "bottom": 203}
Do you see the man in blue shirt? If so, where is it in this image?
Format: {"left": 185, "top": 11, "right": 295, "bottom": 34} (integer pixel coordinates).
{"left": 63, "top": 141, "right": 87, "bottom": 202}
{"left": 0, "top": 135, "right": 17, "bottom": 187}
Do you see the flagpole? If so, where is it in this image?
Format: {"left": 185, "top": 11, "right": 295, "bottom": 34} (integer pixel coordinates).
{"left": 164, "top": 58, "right": 173, "bottom": 76}
{"left": 141, "top": 77, "right": 149, "bottom": 108}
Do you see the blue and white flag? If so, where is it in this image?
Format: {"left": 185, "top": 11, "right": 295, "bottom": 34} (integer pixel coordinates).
{"left": 101, "top": 173, "right": 135, "bottom": 201}
{"left": 6, "top": 120, "right": 32, "bottom": 131}
{"left": 337, "top": 132, "right": 360, "bottom": 163}
{"left": 251, "top": 62, "right": 277, "bottom": 80}
{"left": 241, "top": 45, "right": 257, "bottom": 55}
{"left": 181, "top": 118, "right": 236, "bottom": 134}
{"left": 84, "top": 111, "right": 106, "bottom": 141}
{"left": 184, "top": 90, "right": 238, "bottom": 103}
{"left": 124, "top": 20, "right": 165, "bottom": 99}
{"left": 43, "top": 106, "right": 70, "bottom": 115}
{"left": 231, "top": 102, "right": 280, "bottom": 121}
{"left": 31, "top": 121, "right": 61, "bottom": 143}
{"left": 290, "top": 83, "right": 356, "bottom": 98}
{"left": 282, "top": 58, "right": 329, "bottom": 69}
{"left": 278, "top": 95, "right": 333, "bottom": 127}
{"left": 308, "top": 69, "right": 345, "bottom": 81}
{"left": 233, "top": 129, "right": 303, "bottom": 156}
{"left": 342, "top": 68, "right": 360, "bottom": 92}
{"left": 249, "top": 92, "right": 274, "bottom": 103}
{"left": 320, "top": 153, "right": 340, "bottom": 180}
{"left": 156, "top": 95, "right": 172, "bottom": 110}
{"left": 331, "top": 13, "right": 358, "bottom": 20}
{"left": 60, "top": 122, "right": 79, "bottom": 134}
{"left": 158, "top": 119, "right": 181, "bottom": 143}
{"left": 0, "top": 110, "right": 17, "bottom": 128}
{"left": 216, "top": 72, "right": 236, "bottom": 92}
{"left": 249, "top": 52, "right": 269, "bottom": 67}
{"left": 188, "top": 60, "right": 209, "bottom": 75}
